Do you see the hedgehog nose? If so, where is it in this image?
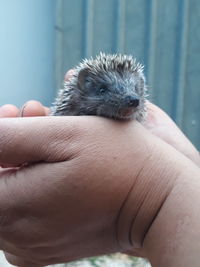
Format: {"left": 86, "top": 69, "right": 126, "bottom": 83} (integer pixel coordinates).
{"left": 124, "top": 95, "right": 140, "bottom": 107}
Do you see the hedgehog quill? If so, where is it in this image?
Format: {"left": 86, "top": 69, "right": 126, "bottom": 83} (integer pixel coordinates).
{"left": 51, "top": 53, "right": 147, "bottom": 121}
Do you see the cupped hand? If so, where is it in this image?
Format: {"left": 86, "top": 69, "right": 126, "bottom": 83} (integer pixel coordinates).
{"left": 0, "top": 115, "right": 165, "bottom": 266}
{"left": 0, "top": 112, "right": 200, "bottom": 267}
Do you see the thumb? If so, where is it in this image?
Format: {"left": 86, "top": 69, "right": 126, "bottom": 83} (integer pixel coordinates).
{"left": 0, "top": 116, "right": 79, "bottom": 166}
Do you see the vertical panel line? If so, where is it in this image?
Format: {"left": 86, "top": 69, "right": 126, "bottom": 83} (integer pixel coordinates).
{"left": 173, "top": 0, "right": 189, "bottom": 126}
{"left": 82, "top": 0, "right": 94, "bottom": 58}
{"left": 55, "top": 0, "right": 65, "bottom": 91}
{"left": 146, "top": 0, "right": 158, "bottom": 100}
{"left": 115, "top": 0, "right": 126, "bottom": 53}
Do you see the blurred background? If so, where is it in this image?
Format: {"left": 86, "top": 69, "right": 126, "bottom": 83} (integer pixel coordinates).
{"left": 0, "top": 0, "right": 199, "bottom": 149}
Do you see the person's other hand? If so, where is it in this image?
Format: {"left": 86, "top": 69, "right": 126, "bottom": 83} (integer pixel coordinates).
{"left": 143, "top": 101, "right": 200, "bottom": 166}
{"left": 0, "top": 101, "right": 49, "bottom": 118}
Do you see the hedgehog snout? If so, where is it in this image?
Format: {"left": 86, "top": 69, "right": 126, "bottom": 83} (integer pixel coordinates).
{"left": 123, "top": 95, "right": 140, "bottom": 108}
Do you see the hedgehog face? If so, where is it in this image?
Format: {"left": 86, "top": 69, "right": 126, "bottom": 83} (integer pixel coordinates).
{"left": 77, "top": 67, "right": 146, "bottom": 120}
{"left": 52, "top": 53, "right": 147, "bottom": 121}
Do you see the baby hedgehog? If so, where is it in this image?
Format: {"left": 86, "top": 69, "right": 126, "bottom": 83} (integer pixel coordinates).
{"left": 51, "top": 53, "right": 147, "bottom": 121}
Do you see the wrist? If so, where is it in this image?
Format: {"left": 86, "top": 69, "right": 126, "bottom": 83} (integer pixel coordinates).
{"left": 143, "top": 162, "right": 200, "bottom": 267}
{"left": 116, "top": 132, "right": 198, "bottom": 254}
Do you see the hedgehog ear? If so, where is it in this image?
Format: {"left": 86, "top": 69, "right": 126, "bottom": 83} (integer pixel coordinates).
{"left": 77, "top": 68, "right": 90, "bottom": 89}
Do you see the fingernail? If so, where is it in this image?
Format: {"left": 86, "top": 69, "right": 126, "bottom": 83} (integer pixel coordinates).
{"left": 64, "top": 69, "right": 74, "bottom": 81}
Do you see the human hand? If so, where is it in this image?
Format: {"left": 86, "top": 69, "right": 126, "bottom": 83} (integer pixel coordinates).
{"left": 0, "top": 114, "right": 200, "bottom": 267}
{"left": 143, "top": 101, "right": 200, "bottom": 166}
{"left": 0, "top": 114, "right": 168, "bottom": 266}
{"left": 0, "top": 98, "right": 151, "bottom": 260}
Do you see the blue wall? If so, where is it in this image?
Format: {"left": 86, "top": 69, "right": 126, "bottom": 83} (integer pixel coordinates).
{"left": 0, "top": 0, "right": 55, "bottom": 107}
{"left": 56, "top": 0, "right": 200, "bottom": 149}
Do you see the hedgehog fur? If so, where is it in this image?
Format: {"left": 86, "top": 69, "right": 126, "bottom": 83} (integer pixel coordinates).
{"left": 51, "top": 53, "right": 148, "bottom": 121}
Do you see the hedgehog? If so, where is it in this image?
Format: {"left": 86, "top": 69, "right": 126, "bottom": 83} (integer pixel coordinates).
{"left": 51, "top": 53, "right": 147, "bottom": 121}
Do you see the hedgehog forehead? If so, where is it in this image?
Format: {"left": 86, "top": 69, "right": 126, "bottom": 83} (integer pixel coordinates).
{"left": 87, "top": 69, "right": 137, "bottom": 96}
{"left": 76, "top": 53, "right": 144, "bottom": 93}
{"left": 93, "top": 58, "right": 137, "bottom": 73}
{"left": 76, "top": 69, "right": 140, "bottom": 90}
{"left": 79, "top": 53, "right": 144, "bottom": 76}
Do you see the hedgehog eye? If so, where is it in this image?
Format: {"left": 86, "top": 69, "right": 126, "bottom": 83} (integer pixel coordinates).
{"left": 99, "top": 88, "right": 107, "bottom": 94}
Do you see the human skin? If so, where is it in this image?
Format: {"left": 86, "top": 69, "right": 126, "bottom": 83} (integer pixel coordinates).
{"left": 2, "top": 98, "right": 200, "bottom": 261}
{"left": 0, "top": 115, "right": 199, "bottom": 267}
{"left": 0, "top": 72, "right": 200, "bottom": 267}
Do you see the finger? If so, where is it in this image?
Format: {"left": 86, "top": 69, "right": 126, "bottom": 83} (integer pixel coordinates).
{"left": 0, "top": 105, "right": 19, "bottom": 118}
{"left": 64, "top": 69, "right": 74, "bottom": 81}
{"left": 19, "top": 100, "right": 49, "bottom": 117}
{"left": 44, "top": 106, "right": 50, "bottom": 116}
{"left": 0, "top": 116, "right": 80, "bottom": 165}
